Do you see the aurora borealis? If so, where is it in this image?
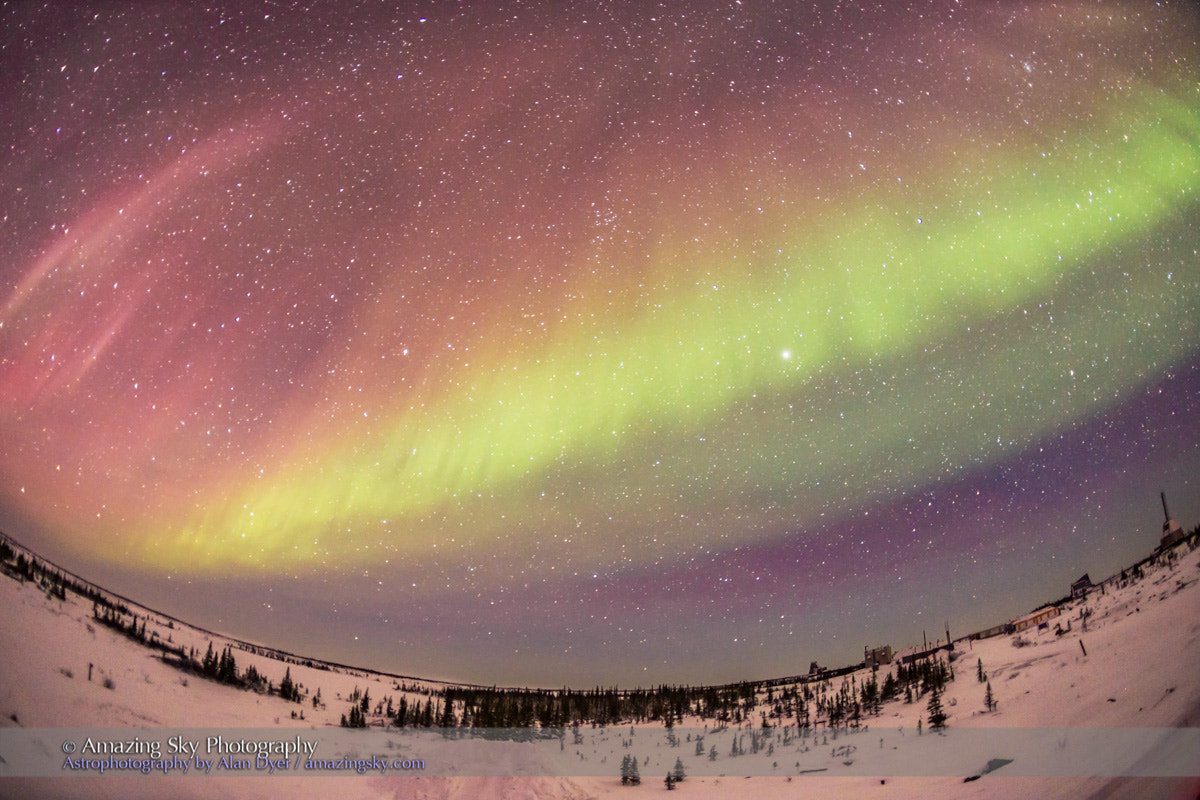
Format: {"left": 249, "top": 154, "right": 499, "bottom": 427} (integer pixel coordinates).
{"left": 1, "top": 1, "right": 1198, "bottom": 687}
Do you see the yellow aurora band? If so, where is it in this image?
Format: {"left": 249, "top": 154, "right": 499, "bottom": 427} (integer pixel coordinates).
{"left": 153, "top": 87, "right": 1199, "bottom": 572}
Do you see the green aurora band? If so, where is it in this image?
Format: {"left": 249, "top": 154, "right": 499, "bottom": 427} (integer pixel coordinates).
{"left": 146, "top": 85, "right": 1200, "bottom": 572}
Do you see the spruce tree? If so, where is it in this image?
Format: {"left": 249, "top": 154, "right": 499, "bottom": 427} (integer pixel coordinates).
{"left": 439, "top": 696, "right": 457, "bottom": 728}
{"left": 395, "top": 696, "right": 408, "bottom": 728}
{"left": 422, "top": 697, "right": 434, "bottom": 727}
{"left": 218, "top": 647, "right": 238, "bottom": 685}
{"left": 620, "top": 754, "right": 632, "bottom": 785}
{"left": 280, "top": 667, "right": 296, "bottom": 702}
{"left": 984, "top": 681, "right": 995, "bottom": 712}
{"left": 202, "top": 642, "right": 217, "bottom": 677}
{"left": 927, "top": 685, "right": 947, "bottom": 731}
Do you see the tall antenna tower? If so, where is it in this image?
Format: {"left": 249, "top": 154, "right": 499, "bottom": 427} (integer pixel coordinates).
{"left": 1159, "top": 491, "right": 1184, "bottom": 549}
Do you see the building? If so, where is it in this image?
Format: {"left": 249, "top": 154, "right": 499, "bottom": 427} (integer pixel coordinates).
{"left": 968, "top": 622, "right": 1011, "bottom": 641}
{"left": 1071, "top": 573, "right": 1093, "bottom": 599}
{"left": 1011, "top": 606, "right": 1060, "bottom": 632}
{"left": 864, "top": 644, "right": 893, "bottom": 669}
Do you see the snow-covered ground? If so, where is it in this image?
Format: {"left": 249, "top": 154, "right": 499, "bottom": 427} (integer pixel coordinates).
{"left": 2, "top": 544, "right": 1198, "bottom": 799}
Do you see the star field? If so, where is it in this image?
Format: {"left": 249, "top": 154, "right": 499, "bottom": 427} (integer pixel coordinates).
{"left": 1, "top": 1, "right": 1198, "bottom": 686}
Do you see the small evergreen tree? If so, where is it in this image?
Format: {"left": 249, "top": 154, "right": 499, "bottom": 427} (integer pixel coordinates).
{"left": 342, "top": 703, "right": 366, "bottom": 728}
{"left": 977, "top": 658, "right": 985, "bottom": 683}
{"left": 394, "top": 696, "right": 408, "bottom": 728}
{"left": 927, "top": 685, "right": 947, "bottom": 732}
{"left": 202, "top": 642, "right": 217, "bottom": 677}
{"left": 217, "top": 647, "right": 237, "bottom": 686}
{"left": 439, "top": 696, "right": 457, "bottom": 728}
{"left": 672, "top": 756, "right": 686, "bottom": 782}
{"left": 984, "top": 681, "right": 995, "bottom": 712}
{"left": 421, "top": 697, "right": 434, "bottom": 727}
{"left": 279, "top": 667, "right": 297, "bottom": 702}
{"left": 881, "top": 669, "right": 898, "bottom": 702}
{"left": 244, "top": 664, "right": 263, "bottom": 690}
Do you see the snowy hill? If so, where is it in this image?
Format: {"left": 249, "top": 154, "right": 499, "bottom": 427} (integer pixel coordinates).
{"left": 1, "top": 541, "right": 1198, "bottom": 799}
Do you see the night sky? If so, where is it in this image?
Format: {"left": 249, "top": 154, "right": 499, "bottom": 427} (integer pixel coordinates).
{"left": 2, "top": 1, "right": 1198, "bottom": 688}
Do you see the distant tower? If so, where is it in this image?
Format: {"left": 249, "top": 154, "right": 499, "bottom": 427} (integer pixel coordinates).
{"left": 1160, "top": 492, "right": 1185, "bottom": 550}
